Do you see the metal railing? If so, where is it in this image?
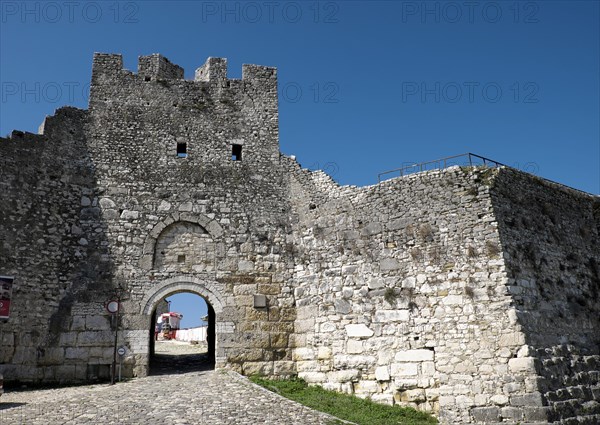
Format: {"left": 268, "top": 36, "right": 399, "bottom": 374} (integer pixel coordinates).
{"left": 377, "top": 153, "right": 506, "bottom": 183}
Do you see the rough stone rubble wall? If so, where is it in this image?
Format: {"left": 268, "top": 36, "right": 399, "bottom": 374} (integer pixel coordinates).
{"left": 491, "top": 169, "right": 600, "bottom": 424}
{"left": 288, "top": 165, "right": 520, "bottom": 423}
{"left": 288, "top": 163, "right": 599, "bottom": 424}
{"left": 0, "top": 107, "right": 121, "bottom": 381}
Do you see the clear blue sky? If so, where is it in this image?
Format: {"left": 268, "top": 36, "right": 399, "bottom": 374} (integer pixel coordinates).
{"left": 165, "top": 293, "right": 208, "bottom": 329}
{"left": 2, "top": 1, "right": 599, "bottom": 327}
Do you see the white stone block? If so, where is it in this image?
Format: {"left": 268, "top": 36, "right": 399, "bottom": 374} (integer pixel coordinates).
{"left": 375, "top": 366, "right": 390, "bottom": 381}
{"left": 354, "top": 380, "right": 379, "bottom": 393}
{"left": 374, "top": 310, "right": 409, "bottom": 322}
{"left": 293, "top": 347, "right": 315, "bottom": 361}
{"left": 328, "top": 369, "right": 360, "bottom": 382}
{"left": 442, "top": 295, "right": 463, "bottom": 305}
{"left": 345, "top": 324, "right": 374, "bottom": 338}
{"left": 347, "top": 340, "right": 364, "bottom": 354}
{"left": 368, "top": 278, "right": 385, "bottom": 289}
{"left": 371, "top": 393, "right": 394, "bottom": 405}
{"left": 317, "top": 347, "right": 332, "bottom": 360}
{"left": 394, "top": 349, "right": 434, "bottom": 362}
{"left": 491, "top": 394, "right": 509, "bottom": 405}
{"left": 391, "top": 362, "right": 418, "bottom": 376}
{"left": 394, "top": 378, "right": 419, "bottom": 390}
{"left": 508, "top": 357, "right": 536, "bottom": 373}
{"left": 380, "top": 258, "right": 400, "bottom": 271}
{"left": 421, "top": 361, "right": 436, "bottom": 375}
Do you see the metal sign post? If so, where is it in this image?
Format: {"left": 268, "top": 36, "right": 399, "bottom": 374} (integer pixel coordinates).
{"left": 117, "top": 346, "right": 126, "bottom": 382}
{"left": 106, "top": 299, "right": 120, "bottom": 385}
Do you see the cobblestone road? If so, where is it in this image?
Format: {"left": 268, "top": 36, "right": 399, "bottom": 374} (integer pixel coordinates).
{"left": 0, "top": 343, "right": 338, "bottom": 424}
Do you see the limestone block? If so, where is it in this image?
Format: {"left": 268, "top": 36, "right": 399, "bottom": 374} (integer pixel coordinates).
{"left": 421, "top": 361, "right": 436, "bottom": 375}
{"left": 345, "top": 324, "right": 374, "bottom": 338}
{"left": 334, "top": 299, "right": 352, "bottom": 314}
{"left": 491, "top": 394, "right": 509, "bottom": 405}
{"left": 342, "top": 265, "right": 358, "bottom": 274}
{"left": 455, "top": 395, "right": 475, "bottom": 407}
{"left": 368, "top": 278, "right": 385, "bottom": 289}
{"left": 37, "top": 348, "right": 65, "bottom": 366}
{"left": 391, "top": 362, "right": 418, "bottom": 376}
{"left": 375, "top": 310, "right": 409, "bottom": 322}
{"left": 71, "top": 315, "right": 86, "bottom": 331}
{"left": 328, "top": 369, "right": 360, "bottom": 382}
{"left": 273, "top": 361, "right": 296, "bottom": 376}
{"left": 380, "top": 258, "right": 400, "bottom": 271}
{"left": 471, "top": 406, "right": 500, "bottom": 423}
{"left": 425, "top": 388, "right": 439, "bottom": 401}
{"left": 441, "top": 295, "right": 463, "bottom": 305}
{"left": 523, "top": 406, "right": 551, "bottom": 422}
{"left": 375, "top": 366, "right": 390, "bottom": 381}
{"left": 500, "top": 406, "right": 524, "bottom": 421}
{"left": 399, "top": 388, "right": 426, "bottom": 402}
{"left": 402, "top": 277, "right": 416, "bottom": 288}
{"left": 120, "top": 210, "right": 139, "bottom": 220}
{"left": 242, "top": 361, "right": 273, "bottom": 376}
{"left": 59, "top": 332, "right": 77, "bottom": 346}
{"left": 55, "top": 365, "right": 77, "bottom": 380}
{"left": 499, "top": 332, "right": 526, "bottom": 347}
{"left": 394, "top": 349, "right": 434, "bottom": 362}
{"left": 317, "top": 347, "right": 332, "bottom": 360}
{"left": 296, "top": 319, "right": 315, "bottom": 333}
{"left": 371, "top": 393, "right": 394, "bottom": 405}
{"left": 510, "top": 392, "right": 544, "bottom": 406}
{"left": 85, "top": 315, "right": 109, "bottom": 330}
{"left": 503, "top": 382, "right": 521, "bottom": 394}
{"left": 77, "top": 331, "right": 113, "bottom": 346}
{"left": 508, "top": 357, "right": 537, "bottom": 373}
{"left": 238, "top": 260, "right": 254, "bottom": 271}
{"left": 354, "top": 380, "right": 378, "bottom": 393}
{"left": 99, "top": 197, "right": 116, "bottom": 208}
{"left": 333, "top": 355, "right": 375, "bottom": 369}
{"left": 319, "top": 322, "right": 336, "bottom": 333}
{"left": 178, "top": 202, "right": 193, "bottom": 212}
{"left": 293, "top": 347, "right": 315, "bottom": 361}
{"left": 347, "top": 340, "right": 363, "bottom": 354}
{"left": 438, "top": 395, "right": 455, "bottom": 406}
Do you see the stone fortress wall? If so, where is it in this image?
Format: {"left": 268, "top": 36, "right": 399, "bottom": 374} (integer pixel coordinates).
{"left": 0, "top": 53, "right": 598, "bottom": 424}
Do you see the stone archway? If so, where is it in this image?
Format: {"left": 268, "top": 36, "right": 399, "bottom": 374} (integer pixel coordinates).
{"left": 140, "top": 276, "right": 226, "bottom": 371}
{"left": 139, "top": 213, "right": 224, "bottom": 271}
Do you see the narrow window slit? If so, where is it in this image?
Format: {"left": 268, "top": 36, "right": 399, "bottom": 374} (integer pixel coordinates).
{"left": 232, "top": 144, "right": 242, "bottom": 161}
{"left": 177, "top": 142, "right": 187, "bottom": 158}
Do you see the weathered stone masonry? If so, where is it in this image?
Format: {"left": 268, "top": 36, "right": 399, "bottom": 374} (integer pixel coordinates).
{"left": 1, "top": 53, "right": 598, "bottom": 424}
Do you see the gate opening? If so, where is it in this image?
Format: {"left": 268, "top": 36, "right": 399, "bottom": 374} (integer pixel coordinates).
{"left": 149, "top": 292, "right": 215, "bottom": 375}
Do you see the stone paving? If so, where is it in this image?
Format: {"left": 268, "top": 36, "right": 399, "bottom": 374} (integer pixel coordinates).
{"left": 0, "top": 342, "right": 338, "bottom": 424}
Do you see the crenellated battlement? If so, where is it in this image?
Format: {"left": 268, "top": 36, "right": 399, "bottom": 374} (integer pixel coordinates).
{"left": 88, "top": 52, "right": 280, "bottom": 165}
{"left": 195, "top": 57, "right": 228, "bottom": 82}
{"left": 138, "top": 54, "right": 184, "bottom": 80}
{"left": 91, "top": 52, "right": 276, "bottom": 83}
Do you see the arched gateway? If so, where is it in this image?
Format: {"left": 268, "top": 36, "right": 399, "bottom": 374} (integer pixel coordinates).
{"left": 140, "top": 277, "right": 226, "bottom": 371}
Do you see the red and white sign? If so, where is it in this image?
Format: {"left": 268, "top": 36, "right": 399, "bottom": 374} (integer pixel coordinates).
{"left": 0, "top": 276, "right": 14, "bottom": 320}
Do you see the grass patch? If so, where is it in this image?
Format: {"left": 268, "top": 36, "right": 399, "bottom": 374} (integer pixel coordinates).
{"left": 249, "top": 376, "right": 437, "bottom": 425}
